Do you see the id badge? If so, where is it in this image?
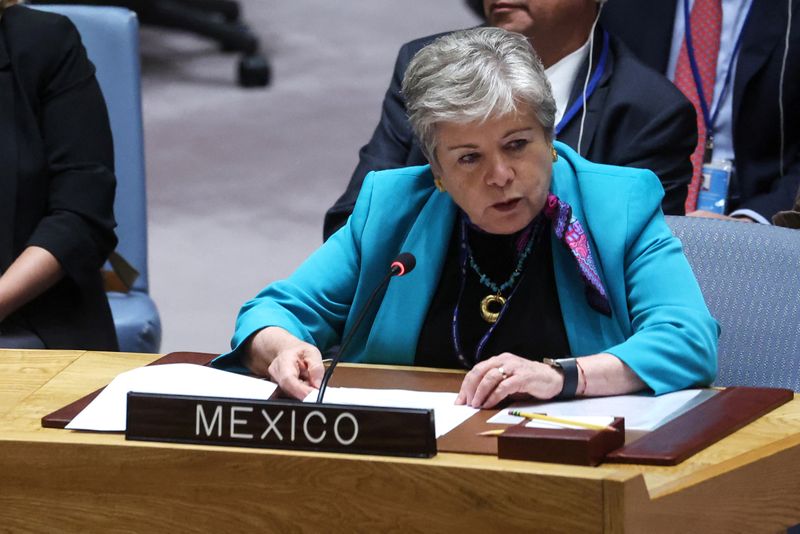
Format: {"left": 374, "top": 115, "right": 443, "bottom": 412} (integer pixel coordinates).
{"left": 697, "top": 160, "right": 734, "bottom": 214}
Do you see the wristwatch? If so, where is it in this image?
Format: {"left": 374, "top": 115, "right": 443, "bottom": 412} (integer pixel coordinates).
{"left": 543, "top": 358, "right": 579, "bottom": 400}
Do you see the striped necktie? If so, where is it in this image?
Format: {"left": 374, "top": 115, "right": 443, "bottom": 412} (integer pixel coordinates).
{"left": 674, "top": 0, "right": 722, "bottom": 212}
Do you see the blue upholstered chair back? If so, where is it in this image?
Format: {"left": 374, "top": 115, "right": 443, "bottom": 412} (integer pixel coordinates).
{"left": 32, "top": 5, "right": 161, "bottom": 352}
{"left": 666, "top": 216, "right": 800, "bottom": 391}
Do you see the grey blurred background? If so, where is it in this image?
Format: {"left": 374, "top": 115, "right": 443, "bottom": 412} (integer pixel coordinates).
{"left": 141, "top": 1, "right": 481, "bottom": 354}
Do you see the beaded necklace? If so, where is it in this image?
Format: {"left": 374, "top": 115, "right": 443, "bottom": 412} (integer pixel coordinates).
{"left": 451, "top": 213, "right": 540, "bottom": 368}
{"left": 465, "top": 217, "right": 537, "bottom": 324}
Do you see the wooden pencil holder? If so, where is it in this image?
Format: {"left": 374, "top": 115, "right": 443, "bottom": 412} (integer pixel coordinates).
{"left": 497, "top": 417, "right": 625, "bottom": 466}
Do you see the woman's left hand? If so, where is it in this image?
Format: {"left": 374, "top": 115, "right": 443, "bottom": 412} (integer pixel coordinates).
{"left": 455, "top": 353, "right": 564, "bottom": 409}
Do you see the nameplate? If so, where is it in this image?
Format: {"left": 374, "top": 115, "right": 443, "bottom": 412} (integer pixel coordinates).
{"left": 125, "top": 392, "right": 437, "bottom": 458}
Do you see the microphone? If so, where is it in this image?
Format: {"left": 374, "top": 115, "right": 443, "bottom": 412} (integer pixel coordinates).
{"left": 390, "top": 252, "right": 416, "bottom": 277}
{"left": 316, "top": 252, "right": 416, "bottom": 403}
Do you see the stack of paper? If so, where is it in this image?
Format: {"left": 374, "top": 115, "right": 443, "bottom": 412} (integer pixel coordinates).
{"left": 305, "top": 387, "right": 478, "bottom": 437}
{"left": 488, "top": 389, "right": 718, "bottom": 431}
{"left": 67, "top": 364, "right": 278, "bottom": 431}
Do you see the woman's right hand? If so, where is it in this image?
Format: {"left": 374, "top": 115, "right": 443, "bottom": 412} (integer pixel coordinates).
{"left": 244, "top": 327, "right": 325, "bottom": 400}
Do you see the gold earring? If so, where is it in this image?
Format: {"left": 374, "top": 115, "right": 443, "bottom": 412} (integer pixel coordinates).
{"left": 434, "top": 176, "right": 446, "bottom": 192}
{"left": 551, "top": 146, "right": 558, "bottom": 162}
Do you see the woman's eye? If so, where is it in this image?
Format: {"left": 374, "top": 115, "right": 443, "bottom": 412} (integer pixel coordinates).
{"left": 507, "top": 139, "right": 529, "bottom": 151}
{"left": 458, "top": 153, "right": 480, "bottom": 165}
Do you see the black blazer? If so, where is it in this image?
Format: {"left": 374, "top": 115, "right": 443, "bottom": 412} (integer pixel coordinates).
{"left": 601, "top": 0, "right": 800, "bottom": 219}
{"left": 323, "top": 27, "right": 697, "bottom": 240}
{"left": 0, "top": 6, "right": 118, "bottom": 350}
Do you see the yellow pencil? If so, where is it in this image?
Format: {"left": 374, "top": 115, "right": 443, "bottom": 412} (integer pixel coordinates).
{"left": 477, "top": 429, "right": 506, "bottom": 437}
{"left": 508, "top": 410, "right": 618, "bottom": 432}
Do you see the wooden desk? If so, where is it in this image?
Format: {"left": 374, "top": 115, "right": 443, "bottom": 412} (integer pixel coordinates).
{"left": 1, "top": 350, "right": 799, "bottom": 533}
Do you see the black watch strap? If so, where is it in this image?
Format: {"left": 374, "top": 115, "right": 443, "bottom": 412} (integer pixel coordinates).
{"left": 545, "top": 358, "right": 579, "bottom": 400}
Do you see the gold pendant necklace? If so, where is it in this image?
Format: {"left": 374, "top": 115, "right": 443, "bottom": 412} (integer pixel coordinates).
{"left": 463, "top": 216, "right": 538, "bottom": 325}
{"left": 479, "top": 293, "right": 506, "bottom": 324}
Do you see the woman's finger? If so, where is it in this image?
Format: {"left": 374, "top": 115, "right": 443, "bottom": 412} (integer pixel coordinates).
{"left": 270, "top": 353, "right": 314, "bottom": 400}
{"left": 298, "top": 347, "right": 325, "bottom": 389}
{"left": 469, "top": 366, "right": 507, "bottom": 408}
{"left": 457, "top": 366, "right": 484, "bottom": 407}
{"left": 481, "top": 375, "right": 524, "bottom": 408}
{"left": 458, "top": 355, "right": 511, "bottom": 406}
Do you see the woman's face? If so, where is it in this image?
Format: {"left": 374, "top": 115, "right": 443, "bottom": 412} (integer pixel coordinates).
{"left": 431, "top": 110, "right": 552, "bottom": 235}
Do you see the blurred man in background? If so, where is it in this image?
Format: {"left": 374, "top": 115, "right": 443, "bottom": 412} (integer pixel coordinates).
{"left": 323, "top": 0, "right": 697, "bottom": 240}
{"left": 602, "top": 0, "right": 800, "bottom": 223}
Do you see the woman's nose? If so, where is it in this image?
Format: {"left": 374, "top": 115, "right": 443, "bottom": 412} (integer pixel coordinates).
{"left": 485, "top": 157, "right": 513, "bottom": 187}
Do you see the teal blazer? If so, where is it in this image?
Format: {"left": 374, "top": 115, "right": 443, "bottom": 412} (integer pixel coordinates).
{"left": 217, "top": 142, "right": 718, "bottom": 395}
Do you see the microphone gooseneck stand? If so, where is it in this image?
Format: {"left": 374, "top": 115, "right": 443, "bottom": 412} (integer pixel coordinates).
{"left": 316, "top": 253, "right": 416, "bottom": 403}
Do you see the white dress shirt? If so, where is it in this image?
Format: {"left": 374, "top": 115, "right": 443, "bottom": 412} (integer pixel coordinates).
{"left": 545, "top": 37, "right": 591, "bottom": 126}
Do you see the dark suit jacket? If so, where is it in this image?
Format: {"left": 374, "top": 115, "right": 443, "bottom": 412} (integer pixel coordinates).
{"left": 323, "top": 27, "right": 697, "bottom": 240}
{"left": 0, "top": 6, "right": 118, "bottom": 350}
{"left": 601, "top": 0, "right": 800, "bottom": 220}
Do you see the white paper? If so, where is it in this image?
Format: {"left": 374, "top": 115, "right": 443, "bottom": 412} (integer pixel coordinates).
{"left": 487, "top": 388, "right": 718, "bottom": 431}
{"left": 67, "top": 363, "right": 278, "bottom": 431}
{"left": 305, "top": 387, "right": 478, "bottom": 438}
{"left": 524, "top": 415, "right": 616, "bottom": 430}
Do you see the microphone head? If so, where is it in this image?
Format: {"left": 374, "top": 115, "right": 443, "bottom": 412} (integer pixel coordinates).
{"left": 390, "top": 252, "right": 416, "bottom": 276}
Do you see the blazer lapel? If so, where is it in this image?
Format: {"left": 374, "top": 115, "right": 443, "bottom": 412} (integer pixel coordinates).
{"left": 561, "top": 27, "right": 613, "bottom": 158}
{"left": 362, "top": 191, "right": 457, "bottom": 365}
{"left": 0, "top": 29, "right": 18, "bottom": 270}
{"left": 549, "top": 153, "right": 626, "bottom": 356}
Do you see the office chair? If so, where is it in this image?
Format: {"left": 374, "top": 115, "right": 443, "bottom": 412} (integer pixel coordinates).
{"left": 666, "top": 216, "right": 800, "bottom": 391}
{"left": 30, "top": 0, "right": 270, "bottom": 87}
{"left": 32, "top": 5, "right": 162, "bottom": 353}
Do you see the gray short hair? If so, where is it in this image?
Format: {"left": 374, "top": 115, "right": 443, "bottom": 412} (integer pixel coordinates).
{"left": 402, "top": 27, "right": 556, "bottom": 162}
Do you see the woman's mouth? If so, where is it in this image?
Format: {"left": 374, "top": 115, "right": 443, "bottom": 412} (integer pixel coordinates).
{"left": 490, "top": 2, "right": 524, "bottom": 14}
{"left": 492, "top": 198, "right": 521, "bottom": 212}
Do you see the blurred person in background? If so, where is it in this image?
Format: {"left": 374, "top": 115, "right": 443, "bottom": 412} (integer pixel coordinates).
{"left": 323, "top": 0, "right": 698, "bottom": 240}
{"left": 0, "top": 1, "right": 118, "bottom": 350}
{"left": 602, "top": 0, "right": 800, "bottom": 222}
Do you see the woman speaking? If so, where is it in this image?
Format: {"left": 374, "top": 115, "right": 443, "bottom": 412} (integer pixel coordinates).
{"left": 217, "top": 28, "right": 718, "bottom": 408}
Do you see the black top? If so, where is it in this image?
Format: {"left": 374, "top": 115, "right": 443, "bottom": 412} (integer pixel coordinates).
{"left": 415, "top": 218, "right": 571, "bottom": 369}
{"left": 0, "top": 6, "right": 118, "bottom": 350}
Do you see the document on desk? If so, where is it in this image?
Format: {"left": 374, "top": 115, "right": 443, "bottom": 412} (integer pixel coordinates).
{"left": 66, "top": 363, "right": 278, "bottom": 432}
{"left": 304, "top": 388, "right": 479, "bottom": 438}
{"left": 487, "top": 389, "right": 718, "bottom": 431}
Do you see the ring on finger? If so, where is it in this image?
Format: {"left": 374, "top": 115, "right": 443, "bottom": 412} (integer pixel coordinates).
{"left": 497, "top": 366, "right": 508, "bottom": 380}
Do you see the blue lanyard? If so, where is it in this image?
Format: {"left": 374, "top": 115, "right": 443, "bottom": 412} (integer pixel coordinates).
{"left": 683, "top": 0, "right": 751, "bottom": 140}
{"left": 554, "top": 30, "right": 610, "bottom": 136}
